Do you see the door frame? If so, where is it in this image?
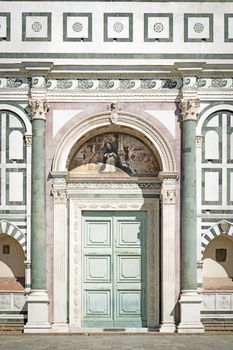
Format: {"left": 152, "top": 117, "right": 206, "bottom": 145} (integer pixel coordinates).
{"left": 68, "top": 182, "right": 160, "bottom": 330}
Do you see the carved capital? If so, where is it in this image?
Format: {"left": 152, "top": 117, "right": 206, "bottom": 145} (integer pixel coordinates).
{"left": 24, "top": 133, "right": 32, "bottom": 147}
{"left": 161, "top": 189, "right": 176, "bottom": 204}
{"left": 51, "top": 187, "right": 68, "bottom": 204}
{"left": 179, "top": 99, "right": 200, "bottom": 121}
{"left": 196, "top": 135, "right": 203, "bottom": 148}
{"left": 29, "top": 99, "right": 49, "bottom": 120}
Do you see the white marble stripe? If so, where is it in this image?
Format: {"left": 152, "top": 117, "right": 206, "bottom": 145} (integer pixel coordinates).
{"left": 7, "top": 224, "right": 15, "bottom": 235}
{"left": 13, "top": 230, "right": 23, "bottom": 240}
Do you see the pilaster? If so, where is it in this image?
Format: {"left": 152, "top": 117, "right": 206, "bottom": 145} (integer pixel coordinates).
{"left": 159, "top": 172, "right": 178, "bottom": 333}
{"left": 25, "top": 77, "right": 51, "bottom": 333}
{"left": 177, "top": 96, "right": 204, "bottom": 333}
{"left": 24, "top": 132, "right": 32, "bottom": 293}
{"left": 50, "top": 172, "right": 69, "bottom": 332}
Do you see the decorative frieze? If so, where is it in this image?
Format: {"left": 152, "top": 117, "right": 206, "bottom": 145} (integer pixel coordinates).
{"left": 179, "top": 99, "right": 200, "bottom": 121}
{"left": 28, "top": 99, "right": 49, "bottom": 120}
{"left": 0, "top": 77, "right": 233, "bottom": 92}
{"left": 67, "top": 182, "right": 161, "bottom": 191}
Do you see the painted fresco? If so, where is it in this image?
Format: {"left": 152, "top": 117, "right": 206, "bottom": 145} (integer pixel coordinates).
{"left": 69, "top": 133, "right": 159, "bottom": 177}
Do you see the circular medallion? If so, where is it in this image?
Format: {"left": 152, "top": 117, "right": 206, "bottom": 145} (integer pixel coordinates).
{"left": 113, "top": 22, "right": 124, "bottom": 33}
{"left": 32, "top": 22, "right": 42, "bottom": 32}
{"left": 72, "top": 22, "right": 83, "bottom": 32}
{"left": 193, "top": 22, "right": 204, "bottom": 33}
{"left": 153, "top": 22, "right": 164, "bottom": 33}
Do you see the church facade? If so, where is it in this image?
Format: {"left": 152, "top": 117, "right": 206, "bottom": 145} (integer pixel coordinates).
{"left": 0, "top": 0, "right": 233, "bottom": 333}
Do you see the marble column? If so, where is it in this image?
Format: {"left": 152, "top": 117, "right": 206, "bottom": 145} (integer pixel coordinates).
{"left": 177, "top": 99, "right": 204, "bottom": 333}
{"left": 24, "top": 98, "right": 51, "bottom": 333}
{"left": 50, "top": 173, "right": 69, "bottom": 332}
{"left": 159, "top": 172, "right": 178, "bottom": 333}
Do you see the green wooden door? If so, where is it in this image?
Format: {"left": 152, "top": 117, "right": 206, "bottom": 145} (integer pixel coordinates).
{"left": 82, "top": 211, "right": 147, "bottom": 328}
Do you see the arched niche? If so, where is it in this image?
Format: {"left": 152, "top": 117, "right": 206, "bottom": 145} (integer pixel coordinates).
{"left": 67, "top": 126, "right": 162, "bottom": 179}
{"left": 203, "top": 235, "right": 233, "bottom": 291}
{"left": 0, "top": 234, "right": 25, "bottom": 290}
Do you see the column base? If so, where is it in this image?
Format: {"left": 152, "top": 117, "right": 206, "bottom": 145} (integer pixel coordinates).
{"left": 24, "top": 289, "right": 51, "bottom": 333}
{"left": 51, "top": 322, "right": 69, "bottom": 333}
{"left": 177, "top": 290, "right": 204, "bottom": 334}
{"left": 160, "top": 322, "right": 176, "bottom": 333}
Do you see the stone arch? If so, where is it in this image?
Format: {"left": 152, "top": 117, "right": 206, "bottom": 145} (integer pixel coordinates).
{"left": 0, "top": 220, "right": 26, "bottom": 255}
{"left": 201, "top": 220, "right": 233, "bottom": 258}
{"left": 52, "top": 112, "right": 176, "bottom": 173}
{"left": 197, "top": 103, "right": 233, "bottom": 134}
{"left": 0, "top": 104, "right": 31, "bottom": 133}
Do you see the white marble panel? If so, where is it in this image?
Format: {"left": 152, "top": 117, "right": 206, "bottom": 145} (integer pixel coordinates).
{"left": 204, "top": 130, "right": 219, "bottom": 160}
{"left": 230, "top": 172, "right": 233, "bottom": 202}
{"left": 66, "top": 16, "right": 89, "bottom": 39}
{"left": 145, "top": 110, "right": 176, "bottom": 138}
{"left": 0, "top": 16, "right": 7, "bottom": 38}
{"left": 228, "top": 17, "right": 233, "bottom": 39}
{"left": 107, "top": 16, "right": 129, "bottom": 39}
{"left": 53, "top": 110, "right": 82, "bottom": 137}
{"left": 9, "top": 172, "right": 23, "bottom": 202}
{"left": 207, "top": 115, "right": 219, "bottom": 127}
{"left": 9, "top": 115, "right": 22, "bottom": 128}
{"left": 204, "top": 171, "right": 219, "bottom": 202}
{"left": 188, "top": 17, "right": 210, "bottom": 39}
{"left": 147, "top": 17, "right": 170, "bottom": 39}
{"left": 9, "top": 130, "right": 23, "bottom": 160}
{"left": 25, "top": 16, "right": 48, "bottom": 38}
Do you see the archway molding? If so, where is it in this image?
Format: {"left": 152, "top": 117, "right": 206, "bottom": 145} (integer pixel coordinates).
{"left": 201, "top": 220, "right": 233, "bottom": 258}
{"left": 197, "top": 104, "right": 233, "bottom": 134}
{"left": 52, "top": 112, "right": 177, "bottom": 173}
{"left": 0, "top": 104, "right": 31, "bottom": 132}
{"left": 0, "top": 220, "right": 26, "bottom": 255}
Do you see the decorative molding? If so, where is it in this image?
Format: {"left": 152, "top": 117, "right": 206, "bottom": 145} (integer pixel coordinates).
{"left": 67, "top": 182, "right": 161, "bottom": 190}
{"left": 0, "top": 77, "right": 233, "bottom": 93}
{"left": 46, "top": 78, "right": 182, "bottom": 90}
{"left": 179, "top": 99, "right": 200, "bottom": 121}
{"left": 201, "top": 220, "right": 233, "bottom": 258}
{"left": 70, "top": 197, "right": 159, "bottom": 326}
{"left": 28, "top": 99, "right": 49, "bottom": 120}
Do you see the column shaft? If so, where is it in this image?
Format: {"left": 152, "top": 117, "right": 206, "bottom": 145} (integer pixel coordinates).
{"left": 31, "top": 119, "right": 46, "bottom": 290}
{"left": 181, "top": 119, "right": 197, "bottom": 290}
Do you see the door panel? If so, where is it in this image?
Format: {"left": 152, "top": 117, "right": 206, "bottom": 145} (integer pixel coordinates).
{"left": 82, "top": 211, "right": 147, "bottom": 328}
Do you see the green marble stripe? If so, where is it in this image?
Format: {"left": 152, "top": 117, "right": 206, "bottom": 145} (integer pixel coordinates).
{"left": 2, "top": 53, "right": 233, "bottom": 59}
{"left": 210, "top": 228, "right": 218, "bottom": 237}
{"left": 2, "top": 0, "right": 233, "bottom": 2}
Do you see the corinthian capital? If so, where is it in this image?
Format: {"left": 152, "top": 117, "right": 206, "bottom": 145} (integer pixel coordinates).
{"left": 29, "top": 99, "right": 49, "bottom": 120}
{"left": 179, "top": 99, "right": 200, "bottom": 121}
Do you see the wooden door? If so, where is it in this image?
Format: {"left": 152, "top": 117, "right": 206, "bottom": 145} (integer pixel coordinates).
{"left": 82, "top": 211, "right": 147, "bottom": 328}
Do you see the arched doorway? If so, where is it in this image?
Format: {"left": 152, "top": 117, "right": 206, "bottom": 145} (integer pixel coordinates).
{"left": 51, "top": 113, "right": 178, "bottom": 332}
